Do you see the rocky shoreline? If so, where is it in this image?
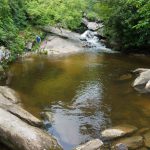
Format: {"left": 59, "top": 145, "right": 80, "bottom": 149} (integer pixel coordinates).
{"left": 74, "top": 124, "right": 150, "bottom": 150}
{"left": 0, "top": 86, "right": 62, "bottom": 150}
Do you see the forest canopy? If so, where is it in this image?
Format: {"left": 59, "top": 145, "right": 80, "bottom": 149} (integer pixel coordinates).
{"left": 0, "top": 0, "right": 149, "bottom": 55}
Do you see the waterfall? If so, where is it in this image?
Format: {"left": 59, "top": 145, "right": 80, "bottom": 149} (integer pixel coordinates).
{"left": 80, "top": 30, "right": 113, "bottom": 53}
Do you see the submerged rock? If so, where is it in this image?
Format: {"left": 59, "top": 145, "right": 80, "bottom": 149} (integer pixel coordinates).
{"left": 74, "top": 139, "right": 104, "bottom": 150}
{"left": 144, "top": 131, "right": 150, "bottom": 148}
{"left": 101, "top": 124, "right": 137, "bottom": 140}
{"left": 114, "top": 136, "right": 144, "bottom": 149}
{"left": 113, "top": 143, "right": 128, "bottom": 150}
{"left": 118, "top": 73, "right": 132, "bottom": 81}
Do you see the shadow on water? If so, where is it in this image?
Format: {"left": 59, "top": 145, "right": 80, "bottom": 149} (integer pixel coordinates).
{"left": 4, "top": 52, "right": 150, "bottom": 150}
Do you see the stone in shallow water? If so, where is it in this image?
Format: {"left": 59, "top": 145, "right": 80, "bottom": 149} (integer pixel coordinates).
{"left": 74, "top": 139, "right": 103, "bottom": 150}
{"left": 114, "top": 136, "right": 144, "bottom": 150}
{"left": 119, "top": 74, "right": 132, "bottom": 81}
{"left": 101, "top": 124, "right": 137, "bottom": 140}
{"left": 144, "top": 131, "right": 150, "bottom": 148}
{"left": 113, "top": 143, "right": 128, "bottom": 150}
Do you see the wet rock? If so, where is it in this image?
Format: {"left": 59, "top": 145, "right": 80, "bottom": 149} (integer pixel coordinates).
{"left": 119, "top": 74, "right": 132, "bottom": 81}
{"left": 0, "top": 108, "right": 62, "bottom": 150}
{"left": 113, "top": 143, "right": 128, "bottom": 150}
{"left": 114, "top": 136, "right": 144, "bottom": 149}
{"left": 41, "top": 111, "right": 53, "bottom": 122}
{"left": 87, "top": 22, "right": 103, "bottom": 31}
{"left": 74, "top": 139, "right": 103, "bottom": 150}
{"left": 82, "top": 18, "right": 104, "bottom": 31}
{"left": 144, "top": 131, "right": 150, "bottom": 148}
{"left": 132, "top": 68, "right": 150, "bottom": 93}
{"left": 101, "top": 124, "right": 137, "bottom": 140}
{"left": 136, "top": 128, "right": 150, "bottom": 135}
{"left": 132, "top": 68, "right": 149, "bottom": 74}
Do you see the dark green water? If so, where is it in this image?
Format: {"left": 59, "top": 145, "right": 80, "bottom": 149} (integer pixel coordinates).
{"left": 4, "top": 52, "right": 150, "bottom": 150}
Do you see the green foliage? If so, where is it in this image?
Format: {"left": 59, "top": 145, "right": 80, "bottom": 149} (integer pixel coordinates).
{"left": 0, "top": 0, "right": 27, "bottom": 55}
{"left": 26, "top": 0, "right": 87, "bottom": 29}
{"left": 95, "top": 0, "right": 150, "bottom": 51}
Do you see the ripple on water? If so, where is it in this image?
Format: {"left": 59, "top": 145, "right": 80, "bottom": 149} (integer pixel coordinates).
{"left": 47, "top": 81, "right": 111, "bottom": 150}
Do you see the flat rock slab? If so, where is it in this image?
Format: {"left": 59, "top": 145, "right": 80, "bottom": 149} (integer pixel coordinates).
{"left": 74, "top": 139, "right": 103, "bottom": 150}
{"left": 0, "top": 108, "right": 62, "bottom": 150}
{"left": 114, "top": 136, "right": 144, "bottom": 149}
{"left": 7, "top": 105, "right": 43, "bottom": 127}
{"left": 0, "top": 86, "right": 42, "bottom": 127}
{"left": 40, "top": 35, "right": 84, "bottom": 56}
{"left": 101, "top": 124, "right": 137, "bottom": 140}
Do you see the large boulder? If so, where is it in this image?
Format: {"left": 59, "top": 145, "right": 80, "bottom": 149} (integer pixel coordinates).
{"left": 0, "top": 86, "right": 62, "bottom": 150}
{"left": 0, "top": 108, "right": 62, "bottom": 150}
{"left": 40, "top": 35, "right": 84, "bottom": 56}
{"left": 132, "top": 68, "right": 150, "bottom": 93}
{"left": 74, "top": 139, "right": 104, "bottom": 150}
{"left": 42, "top": 26, "right": 81, "bottom": 41}
{"left": 82, "top": 18, "right": 104, "bottom": 31}
{"left": 101, "top": 124, "right": 137, "bottom": 140}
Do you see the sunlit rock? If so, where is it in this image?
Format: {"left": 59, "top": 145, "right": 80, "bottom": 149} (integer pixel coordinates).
{"left": 101, "top": 124, "right": 137, "bottom": 140}
{"left": 74, "top": 139, "right": 104, "bottom": 150}
{"left": 132, "top": 68, "right": 150, "bottom": 93}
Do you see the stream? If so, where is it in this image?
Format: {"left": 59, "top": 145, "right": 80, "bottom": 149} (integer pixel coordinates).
{"left": 3, "top": 50, "right": 150, "bottom": 150}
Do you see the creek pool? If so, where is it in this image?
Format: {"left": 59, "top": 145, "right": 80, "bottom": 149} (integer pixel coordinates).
{"left": 5, "top": 51, "right": 150, "bottom": 150}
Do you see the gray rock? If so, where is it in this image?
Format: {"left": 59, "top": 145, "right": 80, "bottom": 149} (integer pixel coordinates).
{"left": 101, "top": 124, "right": 137, "bottom": 140}
{"left": 42, "top": 26, "right": 81, "bottom": 41}
{"left": 42, "top": 111, "right": 53, "bottom": 122}
{"left": 132, "top": 68, "right": 149, "bottom": 74}
{"left": 0, "top": 86, "right": 20, "bottom": 105}
{"left": 114, "top": 136, "right": 144, "bottom": 150}
{"left": 0, "top": 108, "right": 62, "bottom": 150}
{"left": 0, "top": 46, "right": 11, "bottom": 61}
{"left": 74, "top": 139, "right": 103, "bottom": 150}
{"left": 144, "top": 131, "right": 150, "bottom": 148}
{"left": 7, "top": 105, "right": 43, "bottom": 127}
{"left": 132, "top": 68, "right": 150, "bottom": 93}
{"left": 87, "top": 22, "right": 103, "bottom": 31}
{"left": 0, "top": 86, "right": 42, "bottom": 127}
{"left": 25, "top": 42, "right": 33, "bottom": 51}
{"left": 114, "top": 143, "right": 128, "bottom": 150}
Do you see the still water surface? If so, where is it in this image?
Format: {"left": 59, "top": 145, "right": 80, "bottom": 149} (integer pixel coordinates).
{"left": 6, "top": 52, "right": 150, "bottom": 150}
